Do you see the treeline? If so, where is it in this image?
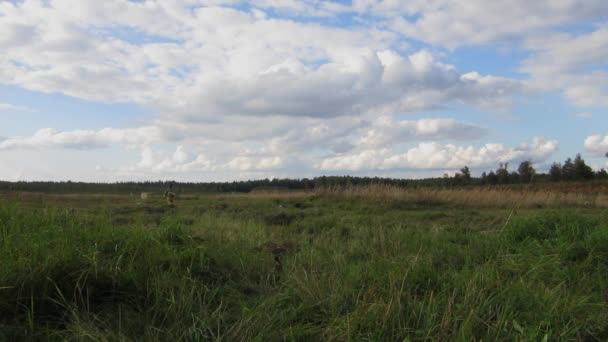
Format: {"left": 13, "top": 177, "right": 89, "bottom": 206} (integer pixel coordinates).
{"left": 0, "top": 179, "right": 312, "bottom": 194}
{"left": 0, "top": 177, "right": 412, "bottom": 194}
{"left": 0, "top": 154, "right": 606, "bottom": 194}
{"left": 475, "top": 154, "right": 608, "bottom": 185}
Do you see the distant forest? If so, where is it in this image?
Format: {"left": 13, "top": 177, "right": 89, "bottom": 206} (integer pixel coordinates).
{"left": 1, "top": 154, "right": 607, "bottom": 194}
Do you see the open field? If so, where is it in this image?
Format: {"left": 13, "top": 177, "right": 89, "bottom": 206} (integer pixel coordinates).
{"left": 1, "top": 187, "right": 608, "bottom": 341}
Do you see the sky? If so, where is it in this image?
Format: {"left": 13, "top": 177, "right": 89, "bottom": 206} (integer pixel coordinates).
{"left": 1, "top": 0, "right": 608, "bottom": 182}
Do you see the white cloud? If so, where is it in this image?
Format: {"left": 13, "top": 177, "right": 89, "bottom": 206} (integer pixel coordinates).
{"left": 358, "top": 116, "right": 488, "bottom": 148}
{"left": 521, "top": 27, "right": 608, "bottom": 107}
{"left": 350, "top": 0, "right": 608, "bottom": 48}
{"left": 0, "top": 126, "right": 162, "bottom": 150}
{"left": 242, "top": 0, "right": 608, "bottom": 50}
{"left": 0, "top": 0, "right": 604, "bottom": 116}
{"left": 521, "top": 28, "right": 608, "bottom": 76}
{"left": 0, "top": 114, "right": 491, "bottom": 178}
{"left": 249, "top": 0, "right": 348, "bottom": 17}
{"left": 318, "top": 137, "right": 558, "bottom": 171}
{"left": 225, "top": 156, "right": 283, "bottom": 171}
{"left": 584, "top": 134, "right": 608, "bottom": 156}
{"left": 114, "top": 145, "right": 283, "bottom": 177}
{"left": 0, "top": 1, "right": 522, "bottom": 124}
{"left": 136, "top": 146, "right": 157, "bottom": 168}
{"left": 0, "top": 0, "right": 525, "bottom": 183}
{"left": 563, "top": 73, "right": 608, "bottom": 107}
{"left": 172, "top": 145, "right": 189, "bottom": 163}
{"left": 0, "top": 0, "right": 603, "bottom": 181}
{"left": 260, "top": 115, "right": 489, "bottom": 159}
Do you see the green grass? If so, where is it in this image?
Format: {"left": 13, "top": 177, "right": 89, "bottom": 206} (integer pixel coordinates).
{"left": 1, "top": 192, "right": 608, "bottom": 341}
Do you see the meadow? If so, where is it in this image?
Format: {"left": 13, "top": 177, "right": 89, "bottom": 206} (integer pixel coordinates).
{"left": 1, "top": 186, "right": 608, "bottom": 341}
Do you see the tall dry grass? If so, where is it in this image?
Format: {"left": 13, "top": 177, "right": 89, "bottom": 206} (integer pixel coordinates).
{"left": 315, "top": 184, "right": 608, "bottom": 208}
{"left": 218, "top": 189, "right": 313, "bottom": 200}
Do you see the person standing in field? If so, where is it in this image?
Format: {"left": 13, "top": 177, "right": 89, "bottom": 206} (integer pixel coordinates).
{"left": 164, "top": 182, "right": 176, "bottom": 205}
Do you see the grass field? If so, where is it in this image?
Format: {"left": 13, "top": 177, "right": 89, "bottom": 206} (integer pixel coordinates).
{"left": 1, "top": 187, "right": 608, "bottom": 341}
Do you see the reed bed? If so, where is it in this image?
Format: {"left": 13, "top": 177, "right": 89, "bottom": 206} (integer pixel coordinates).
{"left": 316, "top": 184, "right": 608, "bottom": 208}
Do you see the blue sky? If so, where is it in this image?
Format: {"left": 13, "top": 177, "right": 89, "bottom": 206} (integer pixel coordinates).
{"left": 1, "top": 0, "right": 608, "bottom": 181}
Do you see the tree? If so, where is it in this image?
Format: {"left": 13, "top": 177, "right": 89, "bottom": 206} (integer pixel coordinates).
{"left": 486, "top": 171, "right": 498, "bottom": 185}
{"left": 452, "top": 166, "right": 472, "bottom": 185}
{"left": 549, "top": 162, "right": 562, "bottom": 182}
{"left": 562, "top": 158, "right": 574, "bottom": 181}
{"left": 573, "top": 154, "right": 594, "bottom": 180}
{"left": 460, "top": 166, "right": 471, "bottom": 180}
{"left": 480, "top": 171, "right": 488, "bottom": 185}
{"left": 496, "top": 163, "right": 510, "bottom": 184}
{"left": 510, "top": 171, "right": 520, "bottom": 183}
{"left": 517, "top": 160, "right": 536, "bottom": 183}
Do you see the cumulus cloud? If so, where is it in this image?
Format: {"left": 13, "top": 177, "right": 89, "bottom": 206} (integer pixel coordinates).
{"left": 521, "top": 27, "right": 608, "bottom": 107}
{"left": 172, "top": 145, "right": 189, "bottom": 163}
{"left": 0, "top": 0, "right": 605, "bottom": 117}
{"left": 562, "top": 73, "right": 608, "bottom": 107}
{"left": 239, "top": 0, "right": 608, "bottom": 49}
{"left": 0, "top": 127, "right": 162, "bottom": 150}
{"left": 349, "top": 0, "right": 608, "bottom": 48}
{"left": 357, "top": 116, "right": 488, "bottom": 148}
{"left": 521, "top": 28, "right": 608, "bottom": 76}
{"left": 0, "top": 0, "right": 603, "bottom": 181}
{"left": 318, "top": 137, "right": 559, "bottom": 171}
{"left": 0, "top": 114, "right": 492, "bottom": 178}
{"left": 114, "top": 145, "right": 283, "bottom": 177}
{"left": 263, "top": 116, "right": 489, "bottom": 157}
{"left": 172, "top": 50, "right": 520, "bottom": 120}
{"left": 225, "top": 156, "right": 283, "bottom": 171}
{"left": 0, "top": 0, "right": 522, "bottom": 124}
{"left": 584, "top": 135, "right": 608, "bottom": 156}
{"left": 249, "top": 0, "right": 349, "bottom": 17}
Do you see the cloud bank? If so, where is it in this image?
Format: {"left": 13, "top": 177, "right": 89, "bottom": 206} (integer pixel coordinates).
{"left": 2, "top": 0, "right": 604, "bottom": 180}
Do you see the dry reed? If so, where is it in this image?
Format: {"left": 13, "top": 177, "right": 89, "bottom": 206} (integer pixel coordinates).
{"left": 314, "top": 184, "right": 608, "bottom": 208}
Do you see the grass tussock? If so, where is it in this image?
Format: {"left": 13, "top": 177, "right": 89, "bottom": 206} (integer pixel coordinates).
{"left": 1, "top": 190, "right": 608, "bottom": 340}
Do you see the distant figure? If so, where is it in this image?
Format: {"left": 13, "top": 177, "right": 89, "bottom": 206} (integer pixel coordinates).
{"left": 164, "top": 183, "right": 176, "bottom": 205}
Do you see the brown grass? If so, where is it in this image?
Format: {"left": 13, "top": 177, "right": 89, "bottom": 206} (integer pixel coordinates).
{"left": 4, "top": 183, "right": 608, "bottom": 209}
{"left": 315, "top": 184, "right": 608, "bottom": 208}
{"left": 217, "top": 190, "right": 313, "bottom": 199}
